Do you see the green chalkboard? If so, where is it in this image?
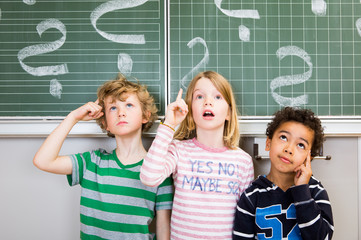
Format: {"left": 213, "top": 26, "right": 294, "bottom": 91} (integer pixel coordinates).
{"left": 0, "top": 0, "right": 165, "bottom": 116}
{"left": 1, "top": 0, "right": 361, "bottom": 118}
{"left": 169, "top": 0, "right": 361, "bottom": 116}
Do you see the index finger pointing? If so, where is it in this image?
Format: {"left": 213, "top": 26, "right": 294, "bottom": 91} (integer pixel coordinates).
{"left": 176, "top": 88, "right": 183, "bottom": 101}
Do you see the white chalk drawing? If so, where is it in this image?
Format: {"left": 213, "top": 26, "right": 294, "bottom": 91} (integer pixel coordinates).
{"left": 214, "top": 0, "right": 260, "bottom": 19}
{"left": 270, "top": 46, "right": 313, "bottom": 107}
{"left": 356, "top": 18, "right": 361, "bottom": 37}
{"left": 90, "top": 0, "right": 148, "bottom": 44}
{"left": 180, "top": 37, "right": 209, "bottom": 90}
{"left": 49, "top": 79, "right": 62, "bottom": 99}
{"left": 0, "top": 9, "right": 2, "bottom": 21}
{"left": 312, "top": 0, "right": 327, "bottom": 16}
{"left": 23, "top": 0, "right": 36, "bottom": 5}
{"left": 17, "top": 19, "right": 68, "bottom": 76}
{"left": 118, "top": 53, "right": 133, "bottom": 76}
{"left": 214, "top": 0, "right": 259, "bottom": 42}
{"left": 238, "top": 25, "right": 250, "bottom": 42}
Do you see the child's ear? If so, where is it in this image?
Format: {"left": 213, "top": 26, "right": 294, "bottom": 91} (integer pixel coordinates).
{"left": 226, "top": 107, "right": 231, "bottom": 121}
{"left": 142, "top": 111, "right": 151, "bottom": 124}
{"left": 102, "top": 119, "right": 109, "bottom": 131}
{"left": 265, "top": 137, "right": 271, "bottom": 151}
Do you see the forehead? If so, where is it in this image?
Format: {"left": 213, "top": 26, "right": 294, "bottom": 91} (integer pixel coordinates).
{"left": 104, "top": 92, "right": 140, "bottom": 104}
{"left": 193, "top": 77, "right": 218, "bottom": 92}
{"left": 276, "top": 121, "right": 315, "bottom": 143}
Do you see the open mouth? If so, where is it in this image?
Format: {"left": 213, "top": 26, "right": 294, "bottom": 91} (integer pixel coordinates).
{"left": 203, "top": 111, "right": 214, "bottom": 117}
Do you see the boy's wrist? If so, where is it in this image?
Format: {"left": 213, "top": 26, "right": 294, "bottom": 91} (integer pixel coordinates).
{"left": 66, "top": 111, "right": 80, "bottom": 124}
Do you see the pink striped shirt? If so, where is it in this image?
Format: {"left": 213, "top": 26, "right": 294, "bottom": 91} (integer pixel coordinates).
{"left": 140, "top": 124, "right": 254, "bottom": 240}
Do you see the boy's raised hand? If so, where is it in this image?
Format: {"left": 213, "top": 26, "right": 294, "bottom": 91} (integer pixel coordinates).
{"left": 164, "top": 88, "right": 188, "bottom": 128}
{"left": 69, "top": 100, "right": 104, "bottom": 122}
{"left": 294, "top": 151, "right": 312, "bottom": 186}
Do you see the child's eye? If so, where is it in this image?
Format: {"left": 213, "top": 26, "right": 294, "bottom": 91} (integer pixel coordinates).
{"left": 280, "top": 135, "right": 287, "bottom": 141}
{"left": 109, "top": 106, "right": 116, "bottom": 111}
{"left": 126, "top": 103, "right": 133, "bottom": 108}
{"left": 215, "top": 95, "right": 222, "bottom": 100}
{"left": 297, "top": 143, "right": 306, "bottom": 149}
{"left": 195, "top": 95, "right": 203, "bottom": 100}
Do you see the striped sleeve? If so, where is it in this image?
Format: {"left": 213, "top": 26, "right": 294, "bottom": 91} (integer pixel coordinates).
{"left": 291, "top": 177, "right": 334, "bottom": 240}
{"left": 67, "top": 151, "right": 87, "bottom": 186}
{"left": 155, "top": 177, "right": 174, "bottom": 210}
{"left": 140, "top": 124, "right": 178, "bottom": 187}
{"left": 233, "top": 190, "right": 256, "bottom": 239}
{"left": 237, "top": 156, "right": 254, "bottom": 199}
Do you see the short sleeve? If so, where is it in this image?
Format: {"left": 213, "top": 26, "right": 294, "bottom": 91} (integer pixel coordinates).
{"left": 155, "top": 176, "right": 174, "bottom": 211}
{"left": 66, "top": 152, "right": 87, "bottom": 186}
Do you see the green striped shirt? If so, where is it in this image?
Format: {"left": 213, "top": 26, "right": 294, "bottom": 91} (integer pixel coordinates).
{"left": 67, "top": 149, "right": 173, "bottom": 240}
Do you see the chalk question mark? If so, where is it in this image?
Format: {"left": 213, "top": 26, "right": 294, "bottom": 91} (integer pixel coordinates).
{"left": 91, "top": 0, "right": 149, "bottom": 75}
{"left": 17, "top": 19, "right": 68, "bottom": 99}
{"left": 270, "top": 46, "right": 313, "bottom": 107}
{"left": 17, "top": 19, "right": 68, "bottom": 76}
{"left": 180, "top": 37, "right": 209, "bottom": 90}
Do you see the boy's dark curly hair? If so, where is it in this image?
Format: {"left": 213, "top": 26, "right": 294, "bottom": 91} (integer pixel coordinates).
{"left": 266, "top": 107, "right": 325, "bottom": 157}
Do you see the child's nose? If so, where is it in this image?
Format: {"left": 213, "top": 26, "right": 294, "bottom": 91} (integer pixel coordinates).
{"left": 204, "top": 96, "right": 213, "bottom": 106}
{"left": 284, "top": 145, "right": 293, "bottom": 155}
{"left": 118, "top": 108, "right": 126, "bottom": 117}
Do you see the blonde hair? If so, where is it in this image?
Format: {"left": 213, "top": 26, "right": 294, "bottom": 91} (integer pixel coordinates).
{"left": 96, "top": 73, "right": 158, "bottom": 137}
{"left": 174, "top": 71, "right": 240, "bottom": 149}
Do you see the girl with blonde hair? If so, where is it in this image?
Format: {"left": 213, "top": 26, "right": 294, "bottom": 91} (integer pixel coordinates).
{"left": 141, "top": 71, "right": 254, "bottom": 240}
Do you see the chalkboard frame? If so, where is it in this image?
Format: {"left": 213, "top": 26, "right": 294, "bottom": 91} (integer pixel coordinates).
{"left": 0, "top": 117, "right": 361, "bottom": 137}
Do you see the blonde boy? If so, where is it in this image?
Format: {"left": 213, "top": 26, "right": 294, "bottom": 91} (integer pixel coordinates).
{"left": 33, "top": 74, "right": 173, "bottom": 240}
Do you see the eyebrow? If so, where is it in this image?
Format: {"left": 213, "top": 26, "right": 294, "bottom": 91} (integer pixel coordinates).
{"left": 105, "top": 100, "right": 115, "bottom": 104}
{"left": 279, "top": 130, "right": 310, "bottom": 145}
{"left": 193, "top": 88, "right": 221, "bottom": 95}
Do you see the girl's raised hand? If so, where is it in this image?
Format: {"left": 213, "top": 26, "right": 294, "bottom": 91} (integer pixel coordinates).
{"left": 294, "top": 151, "right": 313, "bottom": 186}
{"left": 69, "top": 99, "right": 104, "bottom": 122}
{"left": 164, "top": 88, "right": 188, "bottom": 128}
